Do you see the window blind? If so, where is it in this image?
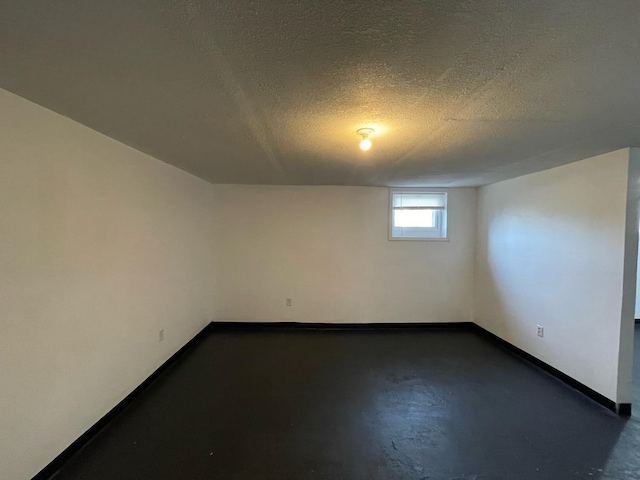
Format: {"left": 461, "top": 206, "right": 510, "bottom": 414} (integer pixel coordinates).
{"left": 392, "top": 192, "right": 446, "bottom": 210}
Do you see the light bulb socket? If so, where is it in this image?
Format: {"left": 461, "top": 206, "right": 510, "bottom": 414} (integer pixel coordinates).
{"left": 356, "top": 128, "right": 374, "bottom": 139}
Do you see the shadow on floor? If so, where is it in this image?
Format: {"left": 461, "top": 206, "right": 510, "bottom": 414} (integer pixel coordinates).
{"left": 51, "top": 329, "right": 637, "bottom": 480}
{"left": 596, "top": 324, "right": 640, "bottom": 479}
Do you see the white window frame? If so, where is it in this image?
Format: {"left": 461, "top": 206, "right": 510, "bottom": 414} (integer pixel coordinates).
{"left": 388, "top": 188, "right": 448, "bottom": 241}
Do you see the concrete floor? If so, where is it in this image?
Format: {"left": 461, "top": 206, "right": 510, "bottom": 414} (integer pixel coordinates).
{"left": 52, "top": 327, "right": 640, "bottom": 480}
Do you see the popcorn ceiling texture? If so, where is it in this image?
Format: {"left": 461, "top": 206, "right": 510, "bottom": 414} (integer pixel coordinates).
{"left": 1, "top": 0, "right": 639, "bottom": 186}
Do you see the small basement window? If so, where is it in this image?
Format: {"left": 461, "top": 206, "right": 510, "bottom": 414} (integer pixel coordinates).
{"left": 389, "top": 189, "right": 448, "bottom": 240}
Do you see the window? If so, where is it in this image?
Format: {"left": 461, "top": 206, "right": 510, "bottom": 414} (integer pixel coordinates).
{"left": 389, "top": 189, "right": 448, "bottom": 240}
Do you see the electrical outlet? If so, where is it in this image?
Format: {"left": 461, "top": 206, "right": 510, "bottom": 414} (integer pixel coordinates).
{"left": 159, "top": 329, "right": 165, "bottom": 342}
{"left": 286, "top": 298, "right": 292, "bottom": 307}
{"left": 536, "top": 325, "right": 544, "bottom": 338}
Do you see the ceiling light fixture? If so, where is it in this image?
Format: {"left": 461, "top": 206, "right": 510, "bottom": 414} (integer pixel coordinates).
{"left": 357, "top": 128, "right": 374, "bottom": 151}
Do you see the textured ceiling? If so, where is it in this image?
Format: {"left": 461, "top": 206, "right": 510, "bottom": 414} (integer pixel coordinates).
{"left": 1, "top": 1, "right": 640, "bottom": 186}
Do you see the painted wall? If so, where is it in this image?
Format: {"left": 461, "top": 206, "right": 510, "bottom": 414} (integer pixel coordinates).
{"left": 0, "top": 89, "right": 216, "bottom": 479}
{"left": 618, "top": 148, "right": 640, "bottom": 404}
{"left": 212, "top": 185, "right": 476, "bottom": 324}
{"left": 635, "top": 237, "right": 640, "bottom": 319}
{"left": 474, "top": 149, "right": 638, "bottom": 404}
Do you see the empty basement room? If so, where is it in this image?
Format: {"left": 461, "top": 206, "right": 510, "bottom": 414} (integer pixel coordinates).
{"left": 5, "top": 1, "right": 640, "bottom": 479}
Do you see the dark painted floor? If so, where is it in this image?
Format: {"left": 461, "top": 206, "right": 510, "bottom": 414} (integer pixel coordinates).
{"left": 52, "top": 327, "right": 640, "bottom": 480}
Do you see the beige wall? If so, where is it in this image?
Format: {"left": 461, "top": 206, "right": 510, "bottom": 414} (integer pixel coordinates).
{"left": 212, "top": 185, "right": 476, "bottom": 324}
{"left": 474, "top": 149, "right": 639, "bottom": 404}
{"left": 0, "top": 89, "right": 216, "bottom": 479}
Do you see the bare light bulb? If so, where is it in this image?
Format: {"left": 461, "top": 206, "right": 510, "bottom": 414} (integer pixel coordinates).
{"left": 357, "top": 128, "right": 374, "bottom": 151}
{"left": 360, "top": 138, "right": 372, "bottom": 151}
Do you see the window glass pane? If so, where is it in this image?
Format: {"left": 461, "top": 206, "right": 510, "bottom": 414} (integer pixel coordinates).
{"left": 394, "top": 209, "right": 435, "bottom": 228}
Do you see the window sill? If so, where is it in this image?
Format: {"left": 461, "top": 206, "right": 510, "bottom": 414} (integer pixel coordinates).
{"left": 388, "top": 236, "right": 450, "bottom": 242}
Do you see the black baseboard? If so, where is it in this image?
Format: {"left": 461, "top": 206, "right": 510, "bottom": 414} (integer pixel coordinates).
{"left": 471, "top": 324, "right": 630, "bottom": 416}
{"left": 33, "top": 320, "right": 632, "bottom": 479}
{"left": 212, "top": 321, "right": 630, "bottom": 416}
{"left": 619, "top": 403, "right": 633, "bottom": 416}
{"left": 209, "top": 321, "right": 474, "bottom": 331}
{"left": 32, "top": 323, "right": 213, "bottom": 480}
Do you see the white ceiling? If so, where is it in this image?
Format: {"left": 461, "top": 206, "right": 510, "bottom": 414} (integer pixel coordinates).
{"left": 1, "top": 1, "right": 640, "bottom": 186}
